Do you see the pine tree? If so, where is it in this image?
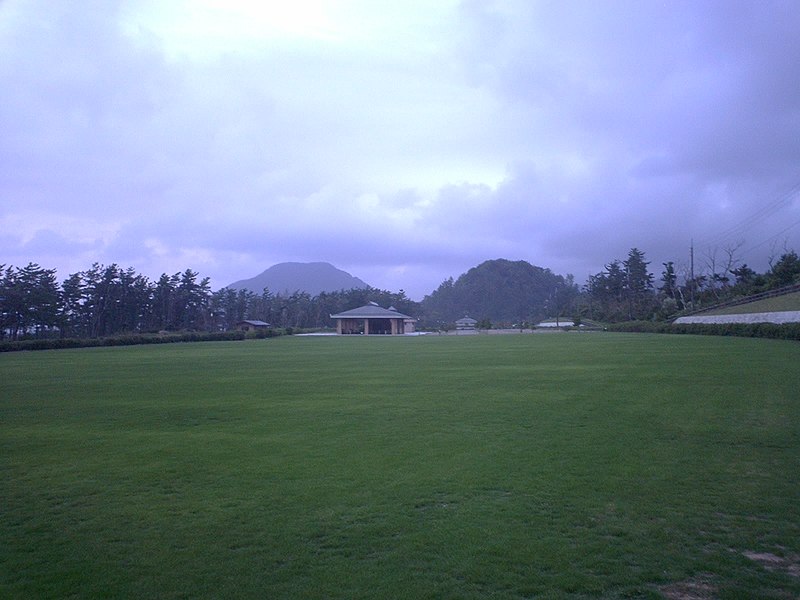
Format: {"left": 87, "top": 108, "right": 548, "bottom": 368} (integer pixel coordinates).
{"left": 623, "top": 248, "right": 655, "bottom": 320}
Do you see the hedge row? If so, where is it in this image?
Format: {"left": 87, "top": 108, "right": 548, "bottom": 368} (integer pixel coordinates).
{"left": 0, "top": 329, "right": 286, "bottom": 352}
{"left": 608, "top": 320, "right": 800, "bottom": 341}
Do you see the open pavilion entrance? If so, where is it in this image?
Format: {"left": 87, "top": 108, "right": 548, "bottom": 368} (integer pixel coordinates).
{"left": 330, "top": 303, "right": 415, "bottom": 335}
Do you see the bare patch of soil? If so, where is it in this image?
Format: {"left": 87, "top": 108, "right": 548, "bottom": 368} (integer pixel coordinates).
{"left": 743, "top": 550, "right": 800, "bottom": 578}
{"left": 659, "top": 575, "right": 717, "bottom": 600}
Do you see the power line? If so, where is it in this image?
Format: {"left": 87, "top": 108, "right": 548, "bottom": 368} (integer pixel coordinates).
{"left": 694, "top": 181, "right": 800, "bottom": 251}
{"left": 742, "top": 215, "right": 800, "bottom": 254}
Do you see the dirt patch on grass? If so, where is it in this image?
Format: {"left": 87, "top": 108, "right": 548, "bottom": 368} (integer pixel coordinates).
{"left": 743, "top": 550, "right": 800, "bottom": 577}
{"left": 659, "top": 575, "right": 717, "bottom": 599}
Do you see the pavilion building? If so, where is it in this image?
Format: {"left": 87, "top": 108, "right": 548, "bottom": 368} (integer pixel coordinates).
{"left": 330, "top": 302, "right": 416, "bottom": 335}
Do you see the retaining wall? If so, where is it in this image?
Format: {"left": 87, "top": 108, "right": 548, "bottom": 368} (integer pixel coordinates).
{"left": 674, "top": 311, "right": 800, "bottom": 325}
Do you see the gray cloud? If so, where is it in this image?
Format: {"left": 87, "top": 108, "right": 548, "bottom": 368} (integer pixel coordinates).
{"left": 2, "top": 0, "right": 799, "bottom": 299}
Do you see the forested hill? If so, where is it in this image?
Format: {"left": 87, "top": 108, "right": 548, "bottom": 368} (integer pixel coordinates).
{"left": 421, "top": 259, "right": 578, "bottom": 325}
{"left": 228, "top": 262, "right": 369, "bottom": 296}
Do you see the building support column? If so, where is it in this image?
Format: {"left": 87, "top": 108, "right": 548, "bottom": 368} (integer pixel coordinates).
{"left": 336, "top": 320, "right": 342, "bottom": 334}
{"left": 364, "top": 319, "right": 370, "bottom": 335}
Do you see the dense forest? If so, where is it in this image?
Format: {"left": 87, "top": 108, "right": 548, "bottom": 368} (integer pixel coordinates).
{"left": 2, "top": 248, "right": 799, "bottom": 340}
{"left": 0, "top": 262, "right": 416, "bottom": 341}
{"left": 422, "top": 259, "right": 578, "bottom": 326}
{"left": 582, "top": 247, "right": 800, "bottom": 322}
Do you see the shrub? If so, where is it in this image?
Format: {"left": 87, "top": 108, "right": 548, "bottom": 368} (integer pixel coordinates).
{"left": 608, "top": 320, "right": 800, "bottom": 341}
{"left": 0, "top": 330, "right": 256, "bottom": 353}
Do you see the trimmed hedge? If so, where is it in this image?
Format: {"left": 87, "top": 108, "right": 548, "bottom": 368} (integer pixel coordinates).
{"left": 0, "top": 330, "right": 290, "bottom": 353}
{"left": 608, "top": 320, "right": 800, "bottom": 341}
{"left": 248, "top": 328, "right": 282, "bottom": 339}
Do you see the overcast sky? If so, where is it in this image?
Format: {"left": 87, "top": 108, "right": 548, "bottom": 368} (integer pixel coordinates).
{"left": 2, "top": 0, "right": 799, "bottom": 299}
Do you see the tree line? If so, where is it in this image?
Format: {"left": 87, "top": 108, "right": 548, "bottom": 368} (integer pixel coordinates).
{"left": 2, "top": 247, "right": 799, "bottom": 340}
{"left": 582, "top": 247, "right": 800, "bottom": 322}
{"left": 0, "top": 262, "right": 416, "bottom": 341}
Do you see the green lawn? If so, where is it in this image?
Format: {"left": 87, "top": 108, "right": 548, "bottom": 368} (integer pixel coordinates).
{"left": 704, "top": 291, "right": 800, "bottom": 315}
{"left": 2, "top": 334, "right": 799, "bottom": 599}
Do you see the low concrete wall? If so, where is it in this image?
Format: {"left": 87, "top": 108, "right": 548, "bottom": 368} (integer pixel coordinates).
{"left": 674, "top": 311, "right": 800, "bottom": 325}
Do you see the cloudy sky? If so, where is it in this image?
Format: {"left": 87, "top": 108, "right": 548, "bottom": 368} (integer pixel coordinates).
{"left": 2, "top": 0, "right": 799, "bottom": 299}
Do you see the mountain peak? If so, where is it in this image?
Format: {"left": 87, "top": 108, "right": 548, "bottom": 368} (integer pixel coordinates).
{"left": 228, "top": 262, "right": 369, "bottom": 296}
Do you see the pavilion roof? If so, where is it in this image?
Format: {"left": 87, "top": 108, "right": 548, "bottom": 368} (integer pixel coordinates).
{"left": 330, "top": 303, "right": 413, "bottom": 320}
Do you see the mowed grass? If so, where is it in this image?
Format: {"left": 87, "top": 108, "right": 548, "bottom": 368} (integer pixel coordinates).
{"left": 2, "top": 334, "right": 799, "bottom": 599}
{"left": 705, "top": 291, "right": 800, "bottom": 315}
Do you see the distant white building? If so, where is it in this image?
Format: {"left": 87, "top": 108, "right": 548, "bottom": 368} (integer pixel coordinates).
{"left": 455, "top": 316, "right": 478, "bottom": 330}
{"left": 537, "top": 319, "right": 574, "bottom": 328}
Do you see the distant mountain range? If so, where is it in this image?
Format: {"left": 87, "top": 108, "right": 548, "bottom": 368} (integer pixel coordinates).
{"left": 227, "top": 262, "right": 369, "bottom": 296}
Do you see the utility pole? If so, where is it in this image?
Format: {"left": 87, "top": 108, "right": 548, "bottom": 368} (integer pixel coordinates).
{"left": 690, "top": 240, "right": 695, "bottom": 308}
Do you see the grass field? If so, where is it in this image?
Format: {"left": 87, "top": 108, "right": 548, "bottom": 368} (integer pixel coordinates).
{"left": 2, "top": 333, "right": 799, "bottom": 599}
{"left": 704, "top": 291, "right": 800, "bottom": 315}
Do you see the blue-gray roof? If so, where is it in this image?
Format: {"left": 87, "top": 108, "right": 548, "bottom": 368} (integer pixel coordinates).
{"left": 330, "top": 304, "right": 413, "bottom": 320}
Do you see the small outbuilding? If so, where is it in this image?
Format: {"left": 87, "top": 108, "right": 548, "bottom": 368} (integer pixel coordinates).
{"left": 330, "top": 302, "right": 415, "bottom": 335}
{"left": 236, "top": 320, "right": 270, "bottom": 332}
